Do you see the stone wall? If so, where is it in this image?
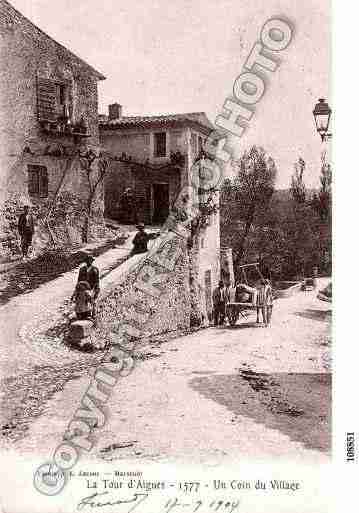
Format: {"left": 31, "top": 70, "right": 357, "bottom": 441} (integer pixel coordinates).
{"left": 220, "top": 247, "right": 234, "bottom": 285}
{"left": 0, "top": 0, "right": 105, "bottom": 255}
{"left": 94, "top": 233, "right": 191, "bottom": 345}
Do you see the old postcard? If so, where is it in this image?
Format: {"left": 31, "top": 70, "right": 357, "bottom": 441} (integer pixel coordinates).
{"left": 0, "top": 0, "right": 335, "bottom": 512}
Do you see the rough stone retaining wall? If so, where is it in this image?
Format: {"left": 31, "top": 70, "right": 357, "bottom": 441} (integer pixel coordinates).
{"left": 94, "top": 233, "right": 191, "bottom": 346}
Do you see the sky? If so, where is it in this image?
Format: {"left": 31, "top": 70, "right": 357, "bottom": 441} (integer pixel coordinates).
{"left": 10, "top": 0, "right": 331, "bottom": 189}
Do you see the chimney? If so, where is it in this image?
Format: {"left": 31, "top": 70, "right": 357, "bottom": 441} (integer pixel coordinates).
{"left": 108, "top": 103, "right": 122, "bottom": 121}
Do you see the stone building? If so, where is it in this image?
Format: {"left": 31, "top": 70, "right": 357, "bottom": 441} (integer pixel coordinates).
{"left": 100, "top": 106, "right": 221, "bottom": 320}
{"left": 100, "top": 106, "right": 212, "bottom": 223}
{"left": 0, "top": 0, "right": 105, "bottom": 255}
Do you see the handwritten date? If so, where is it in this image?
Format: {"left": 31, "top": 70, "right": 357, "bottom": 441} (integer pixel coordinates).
{"left": 164, "top": 498, "right": 240, "bottom": 513}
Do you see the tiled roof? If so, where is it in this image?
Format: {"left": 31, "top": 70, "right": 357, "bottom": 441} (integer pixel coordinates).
{"left": 100, "top": 112, "right": 214, "bottom": 132}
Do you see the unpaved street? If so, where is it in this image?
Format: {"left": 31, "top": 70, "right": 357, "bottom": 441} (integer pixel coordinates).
{"left": 1, "top": 278, "right": 331, "bottom": 466}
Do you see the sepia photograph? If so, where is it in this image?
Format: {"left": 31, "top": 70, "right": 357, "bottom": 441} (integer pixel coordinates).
{"left": 0, "top": 1, "right": 332, "bottom": 512}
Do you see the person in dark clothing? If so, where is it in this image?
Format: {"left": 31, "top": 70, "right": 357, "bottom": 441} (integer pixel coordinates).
{"left": 18, "top": 205, "right": 35, "bottom": 258}
{"left": 212, "top": 280, "right": 228, "bottom": 326}
{"left": 121, "top": 188, "right": 138, "bottom": 225}
{"left": 77, "top": 252, "right": 100, "bottom": 317}
{"left": 131, "top": 223, "right": 158, "bottom": 255}
{"left": 71, "top": 281, "right": 93, "bottom": 320}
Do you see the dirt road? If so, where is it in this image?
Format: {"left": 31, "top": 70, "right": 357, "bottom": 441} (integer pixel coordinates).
{"left": 2, "top": 279, "right": 331, "bottom": 466}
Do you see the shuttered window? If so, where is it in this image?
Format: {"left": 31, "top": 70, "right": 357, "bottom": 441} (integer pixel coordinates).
{"left": 154, "top": 132, "right": 167, "bottom": 157}
{"left": 36, "top": 77, "right": 57, "bottom": 122}
{"left": 28, "top": 165, "right": 48, "bottom": 197}
{"left": 37, "top": 77, "right": 72, "bottom": 122}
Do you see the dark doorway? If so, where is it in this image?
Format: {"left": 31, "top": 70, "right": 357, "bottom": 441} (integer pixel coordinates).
{"left": 152, "top": 183, "right": 169, "bottom": 224}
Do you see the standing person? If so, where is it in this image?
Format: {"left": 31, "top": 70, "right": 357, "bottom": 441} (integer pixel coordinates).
{"left": 266, "top": 280, "right": 274, "bottom": 326}
{"left": 77, "top": 252, "right": 100, "bottom": 317}
{"left": 225, "top": 280, "right": 237, "bottom": 326}
{"left": 122, "top": 188, "right": 138, "bottom": 225}
{"left": 212, "top": 280, "right": 226, "bottom": 326}
{"left": 18, "top": 205, "right": 35, "bottom": 259}
{"left": 226, "top": 281, "right": 237, "bottom": 303}
{"left": 256, "top": 279, "right": 273, "bottom": 327}
{"left": 71, "top": 281, "right": 93, "bottom": 320}
{"left": 131, "top": 223, "right": 158, "bottom": 255}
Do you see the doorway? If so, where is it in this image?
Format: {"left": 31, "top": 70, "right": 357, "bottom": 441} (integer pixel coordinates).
{"left": 152, "top": 183, "right": 169, "bottom": 224}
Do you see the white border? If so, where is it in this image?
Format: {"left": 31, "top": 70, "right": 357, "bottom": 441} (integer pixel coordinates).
{"left": 333, "top": 0, "right": 359, "bottom": 511}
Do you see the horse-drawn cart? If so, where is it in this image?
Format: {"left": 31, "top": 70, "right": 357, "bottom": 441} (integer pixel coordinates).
{"left": 226, "top": 301, "right": 257, "bottom": 326}
{"left": 224, "top": 262, "right": 266, "bottom": 326}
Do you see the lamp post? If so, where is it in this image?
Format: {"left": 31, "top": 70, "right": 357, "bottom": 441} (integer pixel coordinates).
{"left": 313, "top": 98, "right": 332, "bottom": 142}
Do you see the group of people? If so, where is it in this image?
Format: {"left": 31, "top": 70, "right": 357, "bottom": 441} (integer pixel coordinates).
{"left": 71, "top": 223, "right": 157, "bottom": 321}
{"left": 18, "top": 205, "right": 274, "bottom": 330}
{"left": 212, "top": 278, "right": 273, "bottom": 327}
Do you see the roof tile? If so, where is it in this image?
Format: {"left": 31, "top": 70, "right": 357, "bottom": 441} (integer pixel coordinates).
{"left": 100, "top": 112, "right": 214, "bottom": 132}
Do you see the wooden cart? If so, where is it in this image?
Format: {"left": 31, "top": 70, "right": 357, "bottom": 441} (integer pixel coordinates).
{"left": 226, "top": 301, "right": 257, "bottom": 326}
{"left": 225, "top": 262, "right": 265, "bottom": 326}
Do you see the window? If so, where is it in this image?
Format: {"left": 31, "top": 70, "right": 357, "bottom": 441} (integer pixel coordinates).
{"left": 37, "top": 77, "right": 72, "bottom": 122}
{"left": 37, "top": 78, "right": 57, "bottom": 122}
{"left": 154, "top": 132, "right": 167, "bottom": 157}
{"left": 28, "top": 165, "right": 48, "bottom": 197}
{"left": 56, "top": 83, "right": 70, "bottom": 118}
{"left": 198, "top": 135, "right": 203, "bottom": 153}
{"left": 58, "top": 84, "right": 66, "bottom": 106}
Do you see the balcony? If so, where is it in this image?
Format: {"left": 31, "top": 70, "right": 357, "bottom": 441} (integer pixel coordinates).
{"left": 40, "top": 112, "right": 91, "bottom": 143}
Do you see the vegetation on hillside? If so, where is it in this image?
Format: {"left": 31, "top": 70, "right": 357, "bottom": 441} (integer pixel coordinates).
{"left": 221, "top": 147, "right": 332, "bottom": 281}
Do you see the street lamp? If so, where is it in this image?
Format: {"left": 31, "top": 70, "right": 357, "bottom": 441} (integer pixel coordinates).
{"left": 313, "top": 98, "right": 332, "bottom": 142}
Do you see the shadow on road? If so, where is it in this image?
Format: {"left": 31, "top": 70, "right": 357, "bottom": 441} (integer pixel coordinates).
{"left": 216, "top": 322, "right": 264, "bottom": 330}
{"left": 0, "top": 357, "right": 102, "bottom": 443}
{"left": 294, "top": 309, "right": 332, "bottom": 322}
{"left": 189, "top": 371, "right": 331, "bottom": 454}
{"left": 0, "top": 238, "right": 128, "bottom": 307}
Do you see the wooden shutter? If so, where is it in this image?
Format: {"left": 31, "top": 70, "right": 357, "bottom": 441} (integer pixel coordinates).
{"left": 28, "top": 165, "right": 48, "bottom": 196}
{"left": 28, "top": 166, "right": 39, "bottom": 195}
{"left": 154, "top": 132, "right": 166, "bottom": 157}
{"left": 36, "top": 77, "right": 57, "bottom": 122}
{"left": 39, "top": 166, "right": 49, "bottom": 197}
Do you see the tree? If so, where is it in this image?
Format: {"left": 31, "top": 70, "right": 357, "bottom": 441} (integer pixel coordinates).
{"left": 230, "top": 146, "right": 277, "bottom": 264}
{"left": 311, "top": 151, "right": 332, "bottom": 222}
{"left": 290, "top": 157, "right": 306, "bottom": 204}
{"left": 310, "top": 151, "right": 332, "bottom": 274}
{"left": 79, "top": 150, "right": 109, "bottom": 243}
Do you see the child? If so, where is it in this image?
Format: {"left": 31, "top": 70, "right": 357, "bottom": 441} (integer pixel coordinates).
{"left": 72, "top": 281, "right": 93, "bottom": 320}
{"left": 256, "top": 279, "right": 273, "bottom": 327}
